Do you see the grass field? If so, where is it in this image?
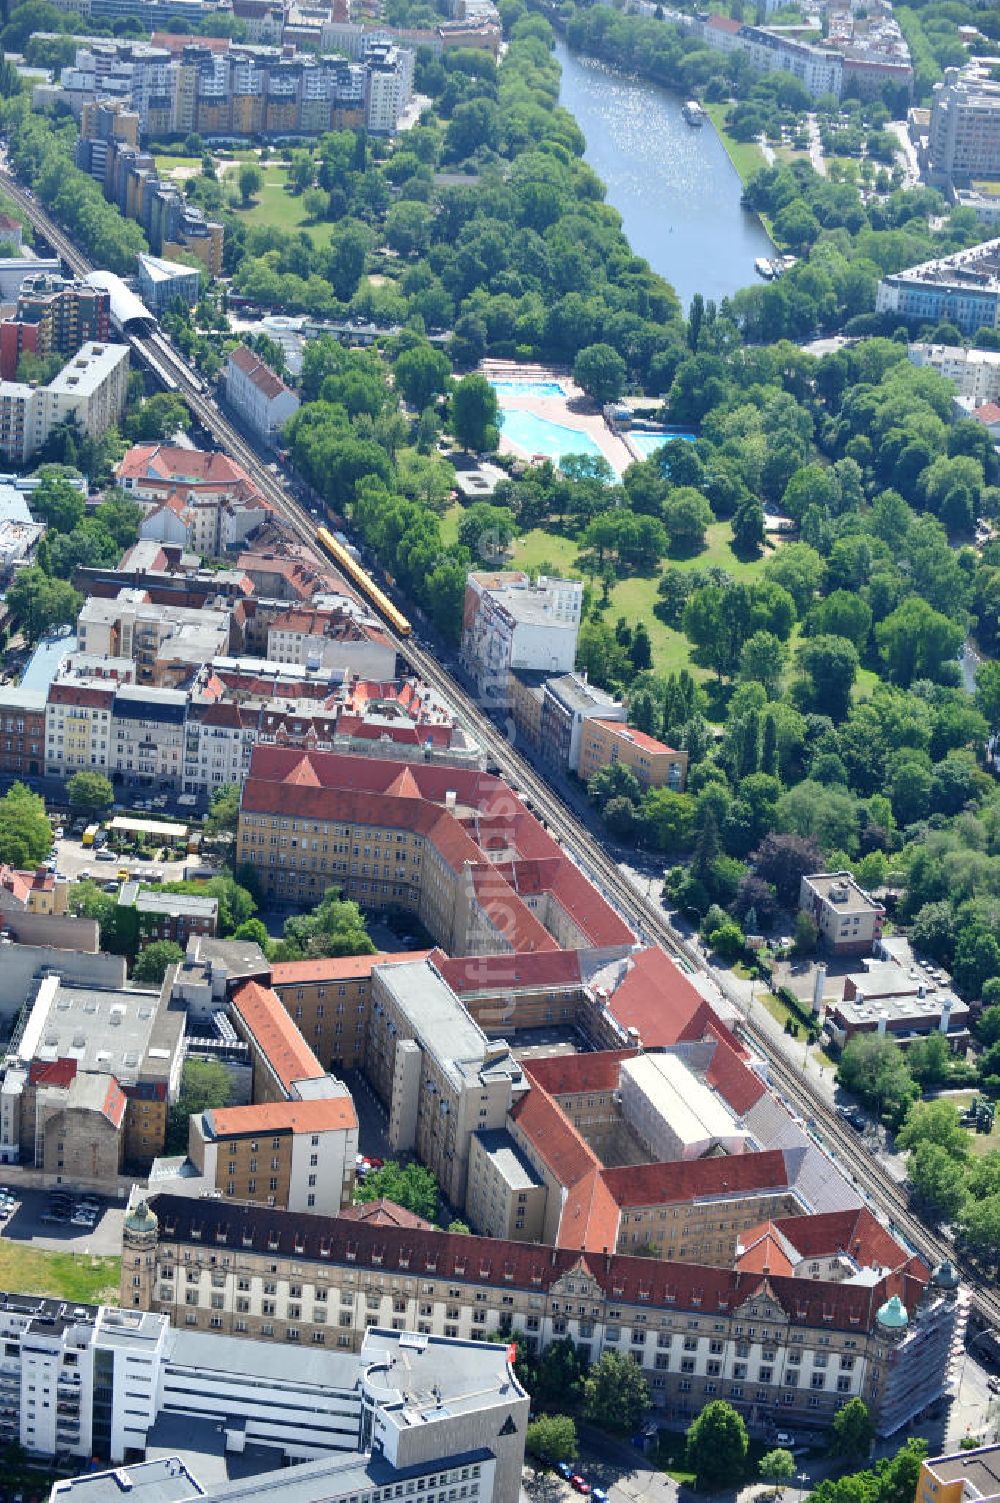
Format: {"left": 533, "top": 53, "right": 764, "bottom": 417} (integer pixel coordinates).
{"left": 705, "top": 102, "right": 769, "bottom": 185}
{"left": 154, "top": 153, "right": 203, "bottom": 179}
{"left": 0, "top": 1243, "right": 120, "bottom": 1304}
{"left": 948, "top": 1092, "right": 1000, "bottom": 1157}
{"left": 511, "top": 520, "right": 772, "bottom": 682}
{"left": 232, "top": 165, "right": 336, "bottom": 246}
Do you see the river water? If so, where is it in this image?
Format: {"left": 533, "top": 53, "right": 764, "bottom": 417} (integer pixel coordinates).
{"left": 554, "top": 38, "right": 774, "bottom": 315}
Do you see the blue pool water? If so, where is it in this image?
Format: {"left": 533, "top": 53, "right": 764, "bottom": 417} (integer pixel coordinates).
{"left": 490, "top": 380, "right": 567, "bottom": 398}
{"left": 628, "top": 430, "right": 697, "bottom": 458}
{"left": 499, "top": 409, "right": 605, "bottom": 466}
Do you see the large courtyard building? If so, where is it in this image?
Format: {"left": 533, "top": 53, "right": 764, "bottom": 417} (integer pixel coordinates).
{"left": 929, "top": 64, "right": 1000, "bottom": 182}
{"left": 876, "top": 238, "right": 1000, "bottom": 336}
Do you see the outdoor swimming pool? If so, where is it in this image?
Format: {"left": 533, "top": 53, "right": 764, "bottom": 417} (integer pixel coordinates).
{"left": 490, "top": 380, "right": 567, "bottom": 398}
{"left": 628, "top": 430, "right": 696, "bottom": 458}
{"left": 499, "top": 409, "right": 605, "bottom": 467}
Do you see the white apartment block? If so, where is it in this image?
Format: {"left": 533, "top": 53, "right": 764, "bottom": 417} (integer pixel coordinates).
{"left": 908, "top": 341, "right": 1000, "bottom": 405}
{"left": 929, "top": 65, "right": 1000, "bottom": 181}
{"left": 45, "top": 676, "right": 115, "bottom": 777}
{"left": 0, "top": 342, "right": 128, "bottom": 465}
{"left": 460, "top": 571, "right": 583, "bottom": 706}
{"left": 365, "top": 45, "right": 413, "bottom": 132}
{"left": 225, "top": 344, "right": 300, "bottom": 447}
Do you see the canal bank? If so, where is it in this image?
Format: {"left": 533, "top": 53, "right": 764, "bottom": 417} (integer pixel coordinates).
{"left": 553, "top": 37, "right": 773, "bottom": 314}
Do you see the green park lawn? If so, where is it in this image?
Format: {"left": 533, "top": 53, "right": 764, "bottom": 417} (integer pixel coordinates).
{"left": 232, "top": 165, "right": 336, "bottom": 246}
{"left": 510, "top": 520, "right": 773, "bottom": 682}
{"left": 0, "top": 1242, "right": 120, "bottom": 1304}
{"left": 705, "top": 102, "right": 769, "bottom": 186}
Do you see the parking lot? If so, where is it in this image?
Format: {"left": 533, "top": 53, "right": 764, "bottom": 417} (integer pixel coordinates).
{"left": 0, "top": 1184, "right": 125, "bottom": 1256}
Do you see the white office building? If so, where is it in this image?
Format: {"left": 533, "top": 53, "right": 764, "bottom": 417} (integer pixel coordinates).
{"left": 460, "top": 570, "right": 583, "bottom": 706}
{"left": 929, "top": 64, "right": 1000, "bottom": 181}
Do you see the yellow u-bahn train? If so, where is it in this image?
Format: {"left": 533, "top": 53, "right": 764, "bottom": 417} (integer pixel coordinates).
{"left": 315, "top": 526, "right": 412, "bottom": 638}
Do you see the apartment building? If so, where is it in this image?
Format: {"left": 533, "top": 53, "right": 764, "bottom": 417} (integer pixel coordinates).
{"left": 76, "top": 588, "right": 234, "bottom": 683}
{"left": 270, "top": 951, "right": 425, "bottom": 1072}
{"left": 119, "top": 883, "right": 219, "bottom": 944}
{"left": 908, "top": 342, "right": 1000, "bottom": 405}
{"left": 0, "top": 275, "right": 110, "bottom": 381}
{"left": 234, "top": 747, "right": 634, "bottom": 960}
{"left": 128, "top": 1192, "right": 965, "bottom": 1439}
{"left": 915, "top": 1445, "right": 1000, "bottom": 1503}
{"left": 578, "top": 719, "right": 688, "bottom": 792}
{"left": 118, "top": 442, "right": 269, "bottom": 556}
{"left": 929, "top": 65, "right": 1000, "bottom": 181}
{"left": 0, "top": 969, "right": 185, "bottom": 1177}
{"left": 366, "top": 42, "right": 413, "bottom": 132}
{"left": 0, "top": 684, "right": 45, "bottom": 777}
{"left": 265, "top": 606, "right": 396, "bottom": 678}
{"left": 44, "top": 674, "right": 115, "bottom": 777}
{"left": 109, "top": 684, "right": 187, "bottom": 788}
{"left": 535, "top": 672, "right": 625, "bottom": 773}
{"left": 460, "top": 572, "right": 583, "bottom": 707}
{"left": 366, "top": 958, "right": 526, "bottom": 1206}
{"left": 225, "top": 344, "right": 300, "bottom": 447}
{"left": 0, "top": 341, "right": 129, "bottom": 465}
{"left": 799, "top": 872, "right": 885, "bottom": 956}
{"left": 188, "top": 1095, "right": 358, "bottom": 1215}
{"left": 876, "top": 238, "right": 1000, "bottom": 337}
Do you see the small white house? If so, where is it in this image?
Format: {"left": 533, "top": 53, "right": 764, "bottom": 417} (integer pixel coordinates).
{"left": 225, "top": 343, "right": 300, "bottom": 447}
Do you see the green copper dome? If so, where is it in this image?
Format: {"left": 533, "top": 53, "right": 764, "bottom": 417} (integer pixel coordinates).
{"left": 932, "top": 1260, "right": 960, "bottom": 1290}
{"left": 124, "top": 1199, "right": 158, "bottom": 1236}
{"left": 876, "top": 1294, "right": 909, "bottom": 1330}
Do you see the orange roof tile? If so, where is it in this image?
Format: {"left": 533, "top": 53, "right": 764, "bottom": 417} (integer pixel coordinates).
{"left": 207, "top": 1097, "right": 357, "bottom": 1136}
{"left": 270, "top": 951, "right": 429, "bottom": 987}
{"left": 591, "top": 719, "right": 680, "bottom": 756}
{"left": 338, "top": 1198, "right": 434, "bottom": 1229}
{"left": 230, "top": 979, "right": 325, "bottom": 1094}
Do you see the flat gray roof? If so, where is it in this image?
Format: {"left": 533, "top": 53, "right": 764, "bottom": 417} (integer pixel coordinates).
{"left": 474, "top": 1129, "right": 542, "bottom": 1192}
{"left": 25, "top": 981, "right": 165, "bottom": 1083}
{"left": 374, "top": 959, "right": 519, "bottom": 1090}
{"left": 927, "top": 1449, "right": 1000, "bottom": 1499}
{"left": 166, "top": 1328, "right": 364, "bottom": 1393}
{"left": 804, "top": 871, "right": 881, "bottom": 915}
{"left": 51, "top": 1458, "right": 204, "bottom": 1503}
{"left": 136, "top": 892, "right": 218, "bottom": 919}
{"left": 362, "top": 1327, "right": 524, "bottom": 1426}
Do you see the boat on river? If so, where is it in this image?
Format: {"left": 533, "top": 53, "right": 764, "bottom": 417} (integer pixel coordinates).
{"left": 682, "top": 100, "right": 706, "bottom": 126}
{"left": 754, "top": 257, "right": 775, "bottom": 280}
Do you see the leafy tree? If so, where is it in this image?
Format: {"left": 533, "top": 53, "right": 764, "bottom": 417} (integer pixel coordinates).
{"left": 5, "top": 567, "right": 80, "bottom": 642}
{"left": 793, "top": 908, "right": 818, "bottom": 956}
{"left": 166, "top": 1056, "right": 231, "bottom": 1153}
{"left": 588, "top": 762, "right": 643, "bottom": 812}
{"left": 452, "top": 373, "right": 499, "bottom": 452}
{"left": 573, "top": 343, "right": 627, "bottom": 405}
{"left": 394, "top": 343, "right": 451, "bottom": 410}
{"left": 959, "top": 1194, "right": 1000, "bottom": 1267}
{"left": 457, "top": 504, "right": 516, "bottom": 564}
{"left": 830, "top": 1398, "right": 875, "bottom": 1462}
{"left": 273, "top": 888, "right": 375, "bottom": 961}
{"left": 66, "top": 771, "right": 113, "bottom": 816}
{"left": 795, "top": 635, "right": 859, "bottom": 720}
{"left": 355, "top": 1160, "right": 440, "bottom": 1220}
{"left": 905, "top": 1032, "right": 953, "bottom": 1088}
{"left": 126, "top": 392, "right": 190, "bottom": 443}
{"left": 897, "top": 1100, "right": 968, "bottom": 1158}
{"left": 31, "top": 475, "right": 85, "bottom": 534}
{"left": 740, "top": 630, "right": 786, "bottom": 697}
{"left": 533, "top": 1337, "right": 583, "bottom": 1408}
{"left": 231, "top": 918, "right": 270, "bottom": 951}
{"left": 133, "top": 940, "right": 184, "bottom": 985}
{"left": 759, "top": 1449, "right": 796, "bottom": 1498}
{"left": 0, "top": 783, "right": 52, "bottom": 868}
{"left": 876, "top": 598, "right": 964, "bottom": 687}
{"left": 525, "top": 1415, "right": 577, "bottom": 1466}
{"left": 685, "top": 1401, "right": 749, "bottom": 1490}
{"left": 907, "top": 1141, "right": 968, "bottom": 1221}
{"left": 751, "top": 833, "right": 823, "bottom": 907}
{"left": 837, "top": 1034, "right": 918, "bottom": 1125}
{"left": 581, "top": 1351, "right": 651, "bottom": 1434}
{"left": 205, "top": 783, "right": 240, "bottom": 834}
{"left": 664, "top": 487, "right": 713, "bottom": 554}
{"left": 238, "top": 163, "right": 262, "bottom": 205}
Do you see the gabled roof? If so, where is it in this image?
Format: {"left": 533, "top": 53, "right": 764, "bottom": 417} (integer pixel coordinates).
{"left": 338, "top": 1198, "right": 434, "bottom": 1230}
{"left": 229, "top": 343, "right": 294, "bottom": 401}
{"left": 206, "top": 1097, "right": 357, "bottom": 1137}
{"left": 270, "top": 951, "right": 428, "bottom": 987}
{"left": 608, "top": 949, "right": 720, "bottom": 1049}
{"left": 522, "top": 1050, "right": 637, "bottom": 1096}
{"left": 601, "top": 1148, "right": 790, "bottom": 1210}
{"left": 437, "top": 949, "right": 584, "bottom": 994}
{"left": 229, "top": 979, "right": 325, "bottom": 1095}
{"left": 510, "top": 1085, "right": 598, "bottom": 1191}
{"left": 146, "top": 1192, "right": 928, "bottom": 1334}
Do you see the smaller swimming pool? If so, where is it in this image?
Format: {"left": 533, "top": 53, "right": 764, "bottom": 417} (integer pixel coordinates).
{"left": 490, "top": 380, "right": 567, "bottom": 398}
{"left": 500, "top": 408, "right": 604, "bottom": 467}
{"left": 628, "top": 430, "right": 697, "bottom": 459}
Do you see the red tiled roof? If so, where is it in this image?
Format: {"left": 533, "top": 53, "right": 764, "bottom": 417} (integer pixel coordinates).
{"left": 101, "top": 1076, "right": 127, "bottom": 1129}
{"left": 48, "top": 682, "right": 116, "bottom": 709}
{"left": 229, "top": 343, "right": 293, "bottom": 401}
{"left": 557, "top": 1170, "right": 620, "bottom": 1253}
{"left": 708, "top": 14, "right": 742, "bottom": 31}
{"left": 438, "top": 950, "right": 584, "bottom": 994}
{"left": 764, "top": 1208, "right": 915, "bottom": 1271}
{"left": 29, "top": 1058, "right": 78, "bottom": 1089}
{"left": 736, "top": 1223, "right": 796, "bottom": 1277}
{"left": 523, "top": 1050, "right": 637, "bottom": 1096}
{"left": 338, "top": 1198, "right": 434, "bottom": 1230}
{"left": 608, "top": 949, "right": 715, "bottom": 1048}
{"left": 271, "top": 951, "right": 428, "bottom": 987}
{"left": 118, "top": 443, "right": 257, "bottom": 492}
{"left": 601, "top": 1148, "right": 790, "bottom": 1210}
{"left": 148, "top": 1192, "right": 928, "bottom": 1334}
{"left": 466, "top": 864, "right": 558, "bottom": 954}
{"left": 510, "top": 1085, "right": 598, "bottom": 1190}
{"left": 706, "top": 1037, "right": 767, "bottom": 1115}
{"left": 974, "top": 401, "right": 1000, "bottom": 426}
{"left": 591, "top": 719, "right": 679, "bottom": 756}
{"left": 207, "top": 1097, "right": 357, "bottom": 1136}
{"left": 230, "top": 979, "right": 325, "bottom": 1095}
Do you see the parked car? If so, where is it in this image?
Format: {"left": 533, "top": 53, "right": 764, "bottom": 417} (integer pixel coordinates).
{"left": 592, "top": 1489, "right": 608, "bottom": 1502}
{"left": 95, "top": 850, "right": 116, "bottom": 862}
{"left": 71, "top": 1211, "right": 96, "bottom": 1229}
{"left": 570, "top": 1479, "right": 590, "bottom": 1495}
